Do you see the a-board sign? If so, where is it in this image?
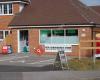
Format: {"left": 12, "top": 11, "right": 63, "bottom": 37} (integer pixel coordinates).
{"left": 58, "top": 51, "right": 67, "bottom": 64}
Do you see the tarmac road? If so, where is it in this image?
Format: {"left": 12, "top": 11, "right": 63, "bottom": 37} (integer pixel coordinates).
{"left": 0, "top": 71, "right": 100, "bottom": 80}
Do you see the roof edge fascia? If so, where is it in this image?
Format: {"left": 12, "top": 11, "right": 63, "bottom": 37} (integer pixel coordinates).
{"left": 9, "top": 24, "right": 95, "bottom": 29}
{"left": 0, "top": 1, "right": 29, "bottom": 4}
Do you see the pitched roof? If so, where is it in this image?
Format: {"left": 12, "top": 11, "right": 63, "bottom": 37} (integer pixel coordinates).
{"left": 72, "top": 0, "right": 100, "bottom": 24}
{"left": 9, "top": 0, "right": 100, "bottom": 26}
{"left": 90, "top": 6, "right": 100, "bottom": 14}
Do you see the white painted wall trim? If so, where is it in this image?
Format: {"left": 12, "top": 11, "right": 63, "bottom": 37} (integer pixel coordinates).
{"left": 19, "top": 3, "right": 25, "bottom": 12}
{"left": 17, "top": 30, "right": 20, "bottom": 53}
{"left": 9, "top": 24, "right": 94, "bottom": 28}
{"left": 0, "top": 1, "right": 29, "bottom": 4}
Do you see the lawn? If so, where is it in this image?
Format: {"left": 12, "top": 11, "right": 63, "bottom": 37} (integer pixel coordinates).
{"left": 68, "top": 58, "right": 100, "bottom": 71}
{"left": 54, "top": 58, "right": 100, "bottom": 71}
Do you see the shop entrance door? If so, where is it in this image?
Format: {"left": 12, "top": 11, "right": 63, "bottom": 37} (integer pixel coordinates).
{"left": 19, "top": 30, "right": 29, "bottom": 53}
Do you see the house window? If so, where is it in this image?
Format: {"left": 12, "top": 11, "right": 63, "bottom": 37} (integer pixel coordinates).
{"left": 5, "top": 31, "right": 9, "bottom": 37}
{"left": 0, "top": 3, "right": 13, "bottom": 15}
{"left": 0, "top": 30, "right": 10, "bottom": 41}
{"left": 0, "top": 31, "right": 3, "bottom": 40}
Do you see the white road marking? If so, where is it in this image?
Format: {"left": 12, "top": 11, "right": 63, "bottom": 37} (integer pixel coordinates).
{"left": 0, "top": 56, "right": 29, "bottom": 61}
{"left": 27, "top": 59, "right": 55, "bottom": 64}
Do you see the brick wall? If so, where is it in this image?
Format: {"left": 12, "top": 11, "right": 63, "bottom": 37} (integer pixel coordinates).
{"left": 0, "top": 3, "right": 20, "bottom": 30}
{"left": 29, "top": 29, "right": 39, "bottom": 54}
{"left": 11, "top": 29, "right": 18, "bottom": 53}
{"left": 78, "top": 27, "right": 92, "bottom": 57}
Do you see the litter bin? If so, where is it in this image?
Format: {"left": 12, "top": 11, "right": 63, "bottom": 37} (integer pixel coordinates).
{"left": 2, "top": 46, "right": 8, "bottom": 55}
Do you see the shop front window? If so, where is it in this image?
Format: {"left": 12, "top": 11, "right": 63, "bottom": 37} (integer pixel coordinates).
{"left": 52, "top": 30, "right": 65, "bottom": 44}
{"left": 40, "top": 29, "right": 79, "bottom": 44}
{"left": 40, "top": 30, "right": 51, "bottom": 44}
{"left": 66, "top": 29, "right": 78, "bottom": 36}
{"left": 40, "top": 29, "right": 79, "bottom": 52}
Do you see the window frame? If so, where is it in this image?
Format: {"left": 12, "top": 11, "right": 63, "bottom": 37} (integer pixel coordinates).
{"left": 0, "top": 31, "right": 4, "bottom": 41}
{"left": 0, "top": 30, "right": 10, "bottom": 41}
{"left": 0, "top": 3, "right": 13, "bottom": 15}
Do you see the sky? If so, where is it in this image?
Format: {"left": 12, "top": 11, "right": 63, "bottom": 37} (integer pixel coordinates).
{"left": 80, "top": 0, "right": 100, "bottom": 6}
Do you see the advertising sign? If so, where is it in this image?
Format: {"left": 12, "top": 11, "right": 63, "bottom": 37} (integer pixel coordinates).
{"left": 58, "top": 51, "right": 67, "bottom": 64}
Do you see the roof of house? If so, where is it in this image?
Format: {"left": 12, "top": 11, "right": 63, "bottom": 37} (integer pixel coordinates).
{"left": 9, "top": 0, "right": 100, "bottom": 27}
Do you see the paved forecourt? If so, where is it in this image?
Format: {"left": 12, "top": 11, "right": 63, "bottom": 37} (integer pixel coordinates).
{"left": 0, "top": 53, "right": 55, "bottom": 67}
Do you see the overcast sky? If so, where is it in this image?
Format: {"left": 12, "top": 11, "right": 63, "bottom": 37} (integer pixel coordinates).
{"left": 80, "top": 0, "right": 100, "bottom": 6}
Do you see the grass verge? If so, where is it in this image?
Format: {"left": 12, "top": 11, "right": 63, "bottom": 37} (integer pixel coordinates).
{"left": 54, "top": 58, "right": 100, "bottom": 71}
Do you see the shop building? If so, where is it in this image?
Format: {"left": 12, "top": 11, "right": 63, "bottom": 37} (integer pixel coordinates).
{"left": 0, "top": 0, "right": 100, "bottom": 57}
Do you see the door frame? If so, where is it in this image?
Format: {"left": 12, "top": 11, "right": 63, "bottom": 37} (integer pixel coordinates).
{"left": 17, "top": 30, "right": 20, "bottom": 53}
{"left": 17, "top": 29, "right": 29, "bottom": 53}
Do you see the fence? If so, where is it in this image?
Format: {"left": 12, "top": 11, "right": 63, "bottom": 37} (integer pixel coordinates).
{"left": 79, "top": 40, "right": 100, "bottom": 62}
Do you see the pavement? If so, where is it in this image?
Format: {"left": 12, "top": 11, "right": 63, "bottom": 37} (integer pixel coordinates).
{"left": 0, "top": 71, "right": 100, "bottom": 80}
{"left": 23, "top": 71, "right": 100, "bottom": 80}
{"left": 0, "top": 53, "right": 55, "bottom": 66}
{"left": 0, "top": 53, "right": 56, "bottom": 71}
